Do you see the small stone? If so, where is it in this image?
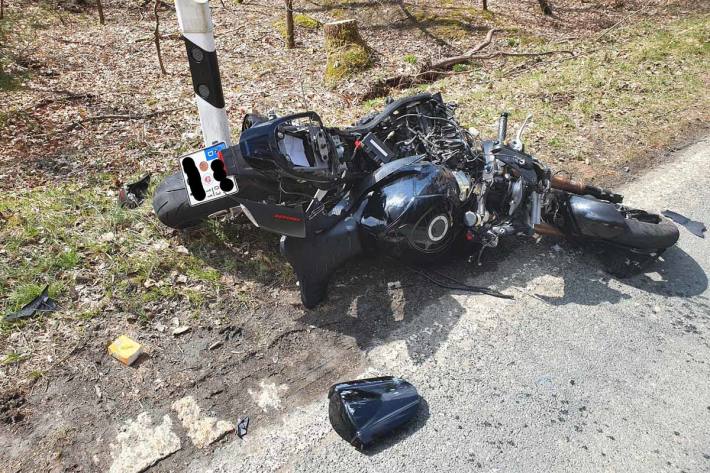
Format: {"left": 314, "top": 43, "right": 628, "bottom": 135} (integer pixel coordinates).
{"left": 101, "top": 232, "right": 115, "bottom": 242}
{"left": 176, "top": 274, "right": 188, "bottom": 284}
{"left": 653, "top": 305, "right": 661, "bottom": 313}
{"left": 172, "top": 326, "right": 191, "bottom": 336}
{"left": 176, "top": 245, "right": 189, "bottom": 254}
{"left": 623, "top": 166, "right": 630, "bottom": 173}
{"left": 155, "top": 323, "right": 166, "bottom": 333}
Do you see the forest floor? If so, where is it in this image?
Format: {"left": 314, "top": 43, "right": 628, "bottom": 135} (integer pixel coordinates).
{"left": 0, "top": 0, "right": 708, "bottom": 471}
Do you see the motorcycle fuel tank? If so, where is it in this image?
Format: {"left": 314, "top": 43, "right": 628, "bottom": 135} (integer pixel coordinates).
{"left": 359, "top": 162, "right": 462, "bottom": 256}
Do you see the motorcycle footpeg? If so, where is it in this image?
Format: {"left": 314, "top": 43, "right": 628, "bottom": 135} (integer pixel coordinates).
{"left": 280, "top": 217, "right": 362, "bottom": 309}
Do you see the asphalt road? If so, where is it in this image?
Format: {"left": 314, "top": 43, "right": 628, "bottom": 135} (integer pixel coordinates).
{"left": 193, "top": 138, "right": 710, "bottom": 473}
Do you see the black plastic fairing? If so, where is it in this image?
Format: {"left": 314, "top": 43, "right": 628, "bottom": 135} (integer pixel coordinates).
{"left": 328, "top": 376, "right": 420, "bottom": 449}
{"left": 567, "top": 195, "right": 627, "bottom": 239}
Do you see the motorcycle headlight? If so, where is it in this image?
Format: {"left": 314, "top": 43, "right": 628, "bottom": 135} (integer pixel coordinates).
{"left": 452, "top": 170, "right": 472, "bottom": 202}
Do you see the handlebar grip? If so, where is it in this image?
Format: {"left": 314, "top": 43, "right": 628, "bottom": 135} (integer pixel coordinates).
{"left": 497, "top": 112, "right": 509, "bottom": 144}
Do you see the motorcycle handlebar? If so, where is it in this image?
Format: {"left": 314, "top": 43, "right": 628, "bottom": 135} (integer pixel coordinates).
{"left": 497, "top": 112, "right": 509, "bottom": 144}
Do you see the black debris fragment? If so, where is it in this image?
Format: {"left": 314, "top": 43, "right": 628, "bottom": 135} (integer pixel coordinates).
{"left": 219, "top": 325, "right": 242, "bottom": 341}
{"left": 4, "top": 286, "right": 58, "bottom": 321}
{"left": 237, "top": 416, "right": 249, "bottom": 438}
{"left": 119, "top": 174, "right": 151, "bottom": 209}
{"left": 662, "top": 210, "right": 706, "bottom": 238}
{"left": 328, "top": 376, "right": 420, "bottom": 449}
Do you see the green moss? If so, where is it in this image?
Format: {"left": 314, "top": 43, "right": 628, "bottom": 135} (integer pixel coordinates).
{"left": 324, "top": 22, "right": 372, "bottom": 84}
{"left": 403, "top": 54, "right": 417, "bottom": 65}
{"left": 274, "top": 14, "right": 321, "bottom": 39}
{"left": 295, "top": 14, "right": 321, "bottom": 29}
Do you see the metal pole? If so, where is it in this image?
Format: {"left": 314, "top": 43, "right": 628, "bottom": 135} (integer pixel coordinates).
{"left": 175, "top": 0, "right": 232, "bottom": 147}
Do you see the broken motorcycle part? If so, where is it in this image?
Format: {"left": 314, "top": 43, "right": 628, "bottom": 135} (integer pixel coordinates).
{"left": 662, "top": 210, "right": 706, "bottom": 238}
{"left": 328, "top": 376, "right": 420, "bottom": 449}
{"left": 237, "top": 416, "right": 249, "bottom": 438}
{"left": 4, "top": 286, "right": 58, "bottom": 321}
{"left": 153, "top": 93, "right": 680, "bottom": 307}
{"left": 118, "top": 174, "right": 151, "bottom": 209}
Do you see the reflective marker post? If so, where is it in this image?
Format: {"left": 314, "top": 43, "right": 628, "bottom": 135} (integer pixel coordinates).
{"left": 175, "top": 0, "right": 232, "bottom": 147}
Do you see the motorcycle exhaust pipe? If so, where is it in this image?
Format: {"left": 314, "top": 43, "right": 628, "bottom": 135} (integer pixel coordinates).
{"left": 550, "top": 175, "right": 623, "bottom": 204}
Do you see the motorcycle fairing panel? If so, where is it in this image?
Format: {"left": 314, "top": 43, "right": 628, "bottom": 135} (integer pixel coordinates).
{"left": 154, "top": 92, "right": 679, "bottom": 308}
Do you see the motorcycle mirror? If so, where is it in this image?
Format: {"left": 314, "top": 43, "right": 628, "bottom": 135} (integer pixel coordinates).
{"left": 328, "top": 376, "right": 421, "bottom": 449}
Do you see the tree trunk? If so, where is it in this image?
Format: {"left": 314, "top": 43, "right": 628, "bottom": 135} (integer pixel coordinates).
{"left": 154, "top": 0, "right": 167, "bottom": 75}
{"left": 482, "top": 0, "right": 488, "bottom": 11}
{"left": 96, "top": 0, "right": 105, "bottom": 25}
{"left": 1, "top": 0, "right": 4, "bottom": 20}
{"left": 285, "top": 0, "right": 295, "bottom": 49}
{"left": 538, "top": 0, "right": 553, "bottom": 16}
{"left": 323, "top": 19, "right": 372, "bottom": 84}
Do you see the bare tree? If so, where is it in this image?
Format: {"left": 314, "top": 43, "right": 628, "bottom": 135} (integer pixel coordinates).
{"left": 285, "top": 0, "right": 295, "bottom": 49}
{"left": 538, "top": 0, "right": 553, "bottom": 16}
{"left": 154, "top": 0, "right": 167, "bottom": 74}
{"left": 96, "top": 0, "right": 105, "bottom": 24}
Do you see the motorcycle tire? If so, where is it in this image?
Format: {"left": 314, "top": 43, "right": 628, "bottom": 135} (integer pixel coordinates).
{"left": 152, "top": 172, "right": 237, "bottom": 229}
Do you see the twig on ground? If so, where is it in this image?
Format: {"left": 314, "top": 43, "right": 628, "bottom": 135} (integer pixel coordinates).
{"left": 65, "top": 107, "right": 187, "bottom": 130}
{"left": 154, "top": 0, "right": 167, "bottom": 75}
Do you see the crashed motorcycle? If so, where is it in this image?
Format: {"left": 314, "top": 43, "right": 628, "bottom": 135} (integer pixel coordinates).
{"left": 153, "top": 93, "right": 679, "bottom": 308}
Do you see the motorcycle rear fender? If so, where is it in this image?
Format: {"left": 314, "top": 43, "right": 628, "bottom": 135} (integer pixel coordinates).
{"left": 566, "top": 195, "right": 626, "bottom": 240}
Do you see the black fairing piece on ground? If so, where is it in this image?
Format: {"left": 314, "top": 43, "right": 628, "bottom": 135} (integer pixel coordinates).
{"left": 328, "top": 377, "right": 421, "bottom": 449}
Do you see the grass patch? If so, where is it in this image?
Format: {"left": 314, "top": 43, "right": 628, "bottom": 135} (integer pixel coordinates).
{"left": 438, "top": 14, "right": 709, "bottom": 178}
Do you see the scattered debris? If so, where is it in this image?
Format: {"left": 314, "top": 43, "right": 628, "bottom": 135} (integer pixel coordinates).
{"left": 328, "top": 376, "right": 420, "bottom": 449}
{"left": 208, "top": 341, "right": 223, "bottom": 350}
{"left": 109, "top": 412, "right": 181, "bottom": 473}
{"left": 236, "top": 416, "right": 249, "bottom": 438}
{"left": 387, "top": 281, "right": 402, "bottom": 290}
{"left": 172, "top": 326, "right": 191, "bottom": 336}
{"left": 4, "top": 286, "right": 58, "bottom": 321}
{"left": 219, "top": 325, "right": 242, "bottom": 341}
{"left": 171, "top": 396, "right": 235, "bottom": 448}
{"left": 662, "top": 210, "right": 706, "bottom": 238}
{"left": 108, "top": 335, "right": 143, "bottom": 366}
{"left": 0, "top": 389, "right": 27, "bottom": 424}
{"left": 118, "top": 174, "right": 151, "bottom": 209}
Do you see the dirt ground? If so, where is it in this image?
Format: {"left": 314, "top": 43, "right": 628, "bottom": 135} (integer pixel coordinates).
{"left": 0, "top": 1, "right": 709, "bottom": 471}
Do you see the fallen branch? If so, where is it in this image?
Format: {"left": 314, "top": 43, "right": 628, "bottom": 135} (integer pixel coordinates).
{"left": 133, "top": 32, "right": 181, "bottom": 43}
{"left": 363, "top": 36, "right": 574, "bottom": 101}
{"left": 65, "top": 107, "right": 186, "bottom": 130}
{"left": 427, "top": 28, "right": 498, "bottom": 71}
{"left": 154, "top": 0, "right": 167, "bottom": 75}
